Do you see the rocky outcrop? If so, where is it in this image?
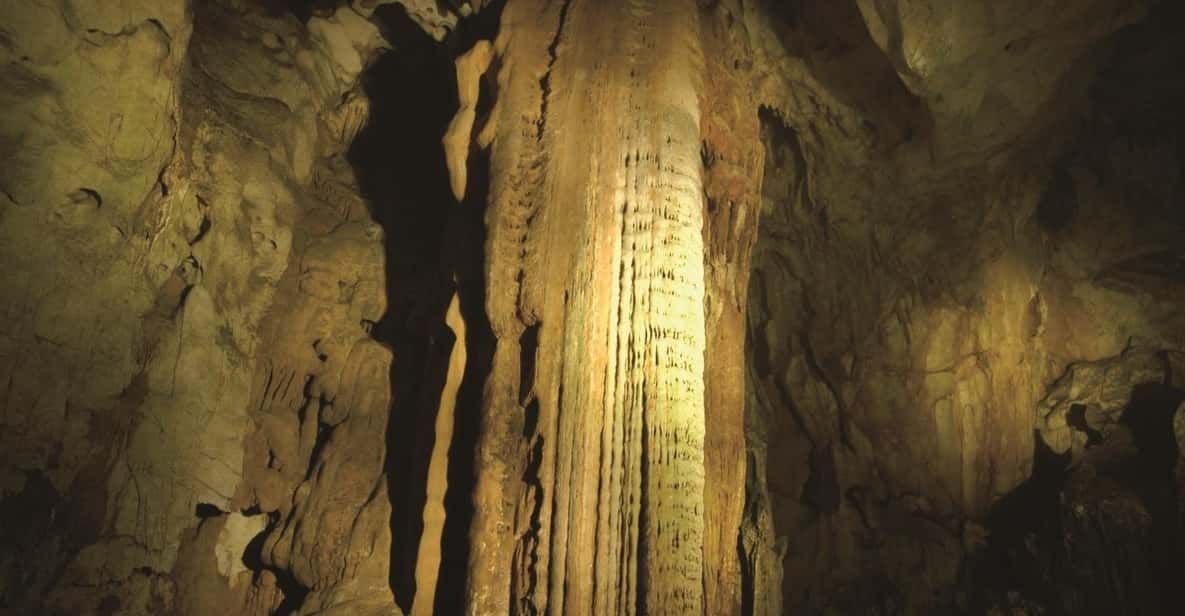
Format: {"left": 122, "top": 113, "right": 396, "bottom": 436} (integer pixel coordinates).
{"left": 0, "top": 0, "right": 407, "bottom": 613}
{"left": 1038, "top": 349, "right": 1176, "bottom": 458}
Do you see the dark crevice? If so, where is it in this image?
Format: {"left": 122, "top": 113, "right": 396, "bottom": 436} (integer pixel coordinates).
{"left": 434, "top": 114, "right": 496, "bottom": 616}
{"left": 352, "top": 6, "right": 456, "bottom": 611}
{"left": 800, "top": 333, "right": 852, "bottom": 450}
{"left": 750, "top": 106, "right": 817, "bottom": 447}
{"left": 194, "top": 503, "right": 224, "bottom": 519}
{"left": 519, "top": 323, "right": 540, "bottom": 405}
{"left": 271, "top": 566, "right": 311, "bottom": 616}
{"left": 77, "top": 187, "right": 102, "bottom": 208}
{"left": 240, "top": 510, "right": 311, "bottom": 615}
{"left": 746, "top": 271, "right": 773, "bottom": 377}
{"left": 523, "top": 398, "right": 540, "bottom": 439}
{"left": 264, "top": 0, "right": 344, "bottom": 21}
{"left": 738, "top": 453, "right": 761, "bottom": 616}
{"left": 535, "top": 0, "right": 574, "bottom": 141}
{"left": 1066, "top": 403, "right": 1103, "bottom": 448}
{"left": 443, "top": 0, "right": 506, "bottom": 55}
{"left": 188, "top": 215, "right": 211, "bottom": 246}
{"left": 743, "top": 106, "right": 819, "bottom": 611}
{"left": 737, "top": 538, "right": 754, "bottom": 616}
{"left": 347, "top": 3, "right": 500, "bottom": 613}
{"left": 635, "top": 391, "right": 649, "bottom": 616}
{"left": 801, "top": 442, "right": 841, "bottom": 514}
{"left": 302, "top": 422, "right": 334, "bottom": 482}
{"left": 515, "top": 436, "right": 546, "bottom": 613}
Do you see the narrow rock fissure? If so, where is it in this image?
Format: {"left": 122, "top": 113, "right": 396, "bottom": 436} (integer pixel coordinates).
{"left": 535, "top": 0, "right": 574, "bottom": 141}
{"left": 519, "top": 323, "right": 540, "bottom": 406}
{"left": 194, "top": 503, "right": 224, "bottom": 519}
{"left": 634, "top": 386, "right": 649, "bottom": 616}
{"left": 435, "top": 188, "right": 495, "bottom": 614}
{"left": 302, "top": 422, "right": 334, "bottom": 482}
{"left": 348, "top": 4, "right": 502, "bottom": 612}
{"left": 349, "top": 6, "right": 459, "bottom": 611}
{"left": 435, "top": 9, "right": 501, "bottom": 612}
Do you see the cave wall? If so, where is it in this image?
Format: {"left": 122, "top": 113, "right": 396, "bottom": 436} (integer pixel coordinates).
{"left": 743, "top": 0, "right": 1185, "bottom": 612}
{"left": 0, "top": 1, "right": 421, "bottom": 613}
{"left": 1, "top": 0, "right": 1183, "bottom": 615}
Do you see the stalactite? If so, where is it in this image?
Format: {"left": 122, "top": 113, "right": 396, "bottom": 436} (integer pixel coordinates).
{"left": 444, "top": 41, "right": 495, "bottom": 202}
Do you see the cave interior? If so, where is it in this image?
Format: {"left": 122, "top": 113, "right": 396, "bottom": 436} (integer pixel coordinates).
{"left": 1, "top": 0, "right": 1184, "bottom": 614}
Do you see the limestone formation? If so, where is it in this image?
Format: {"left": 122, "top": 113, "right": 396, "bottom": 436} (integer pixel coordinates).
{"left": 410, "top": 291, "right": 466, "bottom": 616}
{"left": 1038, "top": 349, "right": 1171, "bottom": 458}
{"left": 443, "top": 40, "right": 494, "bottom": 202}
{"left": 1, "top": 0, "right": 1183, "bottom": 614}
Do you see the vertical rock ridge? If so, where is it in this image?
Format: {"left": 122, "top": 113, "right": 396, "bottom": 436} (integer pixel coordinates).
{"left": 443, "top": 41, "right": 495, "bottom": 202}
{"left": 411, "top": 291, "right": 468, "bottom": 616}
{"left": 473, "top": 1, "right": 721, "bottom": 613}
{"left": 699, "top": 5, "right": 767, "bottom": 613}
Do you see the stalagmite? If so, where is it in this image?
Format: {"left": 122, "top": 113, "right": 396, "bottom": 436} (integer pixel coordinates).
{"left": 411, "top": 291, "right": 467, "bottom": 616}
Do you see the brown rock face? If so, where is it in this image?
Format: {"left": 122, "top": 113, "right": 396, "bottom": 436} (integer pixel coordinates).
{"left": 2, "top": 0, "right": 1184, "bottom": 615}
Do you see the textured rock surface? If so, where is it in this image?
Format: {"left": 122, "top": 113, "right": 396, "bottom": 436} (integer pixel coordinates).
{"left": 1038, "top": 349, "right": 1171, "bottom": 457}
{"left": 442, "top": 40, "right": 493, "bottom": 202}
{"left": 1, "top": 0, "right": 1183, "bottom": 614}
{"left": 743, "top": 0, "right": 1185, "bottom": 612}
{"left": 0, "top": 0, "right": 405, "bottom": 613}
{"left": 468, "top": 1, "right": 725, "bottom": 613}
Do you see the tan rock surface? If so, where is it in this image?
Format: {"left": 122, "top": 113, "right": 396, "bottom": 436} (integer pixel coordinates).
{"left": 1, "top": 0, "right": 1182, "bottom": 614}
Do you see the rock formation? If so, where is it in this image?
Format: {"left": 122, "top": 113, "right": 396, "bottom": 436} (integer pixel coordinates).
{"left": 1, "top": 0, "right": 1182, "bottom": 614}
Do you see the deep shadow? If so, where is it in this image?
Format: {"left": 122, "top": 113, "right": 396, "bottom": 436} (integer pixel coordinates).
{"left": 1065, "top": 403, "right": 1102, "bottom": 447}
{"left": 347, "top": 3, "right": 500, "bottom": 612}
{"left": 435, "top": 142, "right": 496, "bottom": 615}
{"left": 1116, "top": 383, "right": 1185, "bottom": 611}
{"left": 243, "top": 512, "right": 310, "bottom": 616}
{"left": 263, "top": 0, "right": 343, "bottom": 21}
{"left": 433, "top": 9, "right": 502, "bottom": 613}
{"left": 967, "top": 431, "right": 1071, "bottom": 611}
{"left": 965, "top": 382, "right": 1185, "bottom": 614}
{"left": 349, "top": 8, "right": 455, "bottom": 609}
{"left": 1089, "top": 0, "right": 1185, "bottom": 145}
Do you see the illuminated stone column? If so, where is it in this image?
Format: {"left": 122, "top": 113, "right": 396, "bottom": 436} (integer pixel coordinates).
{"left": 467, "top": 0, "right": 709, "bottom": 613}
